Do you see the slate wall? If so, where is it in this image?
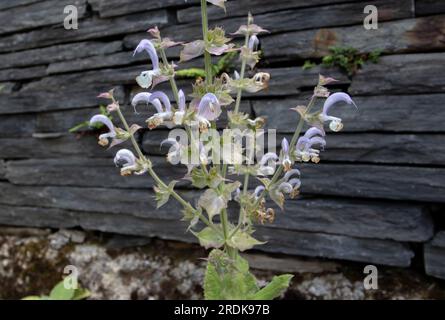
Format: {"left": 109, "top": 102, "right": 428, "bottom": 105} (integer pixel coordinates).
{"left": 0, "top": 0, "right": 444, "bottom": 275}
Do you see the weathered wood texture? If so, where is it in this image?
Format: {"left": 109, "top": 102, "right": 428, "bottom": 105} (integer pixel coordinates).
{"left": 424, "top": 232, "right": 445, "bottom": 280}
{"left": 0, "top": 0, "right": 87, "bottom": 35}
{"left": 0, "top": 203, "right": 414, "bottom": 266}
{"left": 416, "top": 0, "right": 445, "bottom": 16}
{"left": 0, "top": 0, "right": 443, "bottom": 270}
{"left": 261, "top": 15, "right": 445, "bottom": 60}
{"left": 253, "top": 94, "right": 445, "bottom": 132}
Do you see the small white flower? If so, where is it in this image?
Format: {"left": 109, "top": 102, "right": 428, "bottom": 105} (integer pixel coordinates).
{"left": 280, "top": 138, "right": 292, "bottom": 172}
{"left": 132, "top": 91, "right": 174, "bottom": 129}
{"left": 173, "top": 89, "right": 187, "bottom": 125}
{"left": 295, "top": 127, "right": 326, "bottom": 163}
{"left": 114, "top": 149, "right": 142, "bottom": 176}
{"left": 195, "top": 93, "right": 221, "bottom": 132}
{"left": 89, "top": 114, "right": 116, "bottom": 147}
{"left": 278, "top": 169, "right": 301, "bottom": 198}
{"left": 257, "top": 152, "right": 278, "bottom": 176}
{"left": 319, "top": 92, "right": 357, "bottom": 132}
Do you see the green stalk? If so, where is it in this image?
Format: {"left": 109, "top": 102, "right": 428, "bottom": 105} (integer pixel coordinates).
{"left": 159, "top": 48, "right": 180, "bottom": 103}
{"left": 221, "top": 208, "right": 236, "bottom": 257}
{"left": 233, "top": 31, "right": 250, "bottom": 114}
{"left": 200, "top": 0, "right": 212, "bottom": 85}
{"left": 231, "top": 20, "right": 254, "bottom": 231}
{"left": 254, "top": 95, "right": 318, "bottom": 206}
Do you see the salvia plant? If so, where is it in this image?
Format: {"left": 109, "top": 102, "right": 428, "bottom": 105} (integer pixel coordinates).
{"left": 88, "top": 0, "right": 357, "bottom": 300}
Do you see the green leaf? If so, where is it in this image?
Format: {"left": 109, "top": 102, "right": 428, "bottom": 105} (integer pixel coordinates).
{"left": 176, "top": 67, "right": 206, "bottom": 79}
{"left": 198, "top": 189, "right": 227, "bottom": 221}
{"left": 191, "top": 167, "right": 223, "bottom": 189}
{"left": 204, "top": 252, "right": 224, "bottom": 300}
{"left": 227, "top": 231, "right": 265, "bottom": 252}
{"left": 269, "top": 187, "right": 285, "bottom": 209}
{"left": 302, "top": 60, "right": 316, "bottom": 70}
{"left": 251, "top": 274, "right": 294, "bottom": 300}
{"left": 49, "top": 281, "right": 75, "bottom": 300}
{"left": 154, "top": 181, "right": 177, "bottom": 209}
{"left": 204, "top": 250, "right": 259, "bottom": 300}
{"left": 193, "top": 226, "right": 225, "bottom": 249}
{"left": 72, "top": 288, "right": 91, "bottom": 300}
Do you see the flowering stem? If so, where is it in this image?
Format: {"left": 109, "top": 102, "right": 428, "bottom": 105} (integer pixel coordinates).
{"left": 233, "top": 30, "right": 250, "bottom": 114}
{"left": 255, "top": 95, "right": 318, "bottom": 206}
{"left": 200, "top": 0, "right": 212, "bottom": 85}
{"left": 115, "top": 106, "right": 217, "bottom": 234}
{"left": 232, "top": 20, "right": 254, "bottom": 230}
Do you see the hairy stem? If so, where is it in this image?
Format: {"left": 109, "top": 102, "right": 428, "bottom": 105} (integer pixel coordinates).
{"left": 233, "top": 30, "right": 250, "bottom": 114}
{"left": 231, "top": 20, "right": 254, "bottom": 232}
{"left": 159, "top": 48, "right": 180, "bottom": 103}
{"left": 200, "top": 0, "right": 212, "bottom": 85}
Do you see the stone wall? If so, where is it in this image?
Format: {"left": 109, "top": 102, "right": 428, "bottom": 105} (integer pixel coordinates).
{"left": 0, "top": 0, "right": 444, "bottom": 277}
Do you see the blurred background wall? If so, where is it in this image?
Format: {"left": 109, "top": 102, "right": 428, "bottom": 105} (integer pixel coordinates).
{"left": 0, "top": 0, "right": 444, "bottom": 278}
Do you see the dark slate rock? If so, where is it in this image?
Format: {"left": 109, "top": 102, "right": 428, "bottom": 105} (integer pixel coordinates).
{"left": 5, "top": 157, "right": 189, "bottom": 189}
{"left": 90, "top": 0, "right": 199, "bottom": 18}
{"left": 0, "top": 65, "right": 46, "bottom": 81}
{"left": 47, "top": 50, "right": 145, "bottom": 75}
{"left": 178, "top": 0, "right": 359, "bottom": 23}
{"left": 275, "top": 133, "right": 445, "bottom": 165}
{"left": 0, "top": 181, "right": 193, "bottom": 220}
{"left": 252, "top": 66, "right": 349, "bottom": 98}
{"left": 271, "top": 198, "right": 432, "bottom": 242}
{"left": 252, "top": 94, "right": 445, "bottom": 133}
{"left": 0, "top": 82, "right": 18, "bottom": 94}
{"left": 262, "top": 15, "right": 445, "bottom": 60}
{"left": 425, "top": 232, "right": 445, "bottom": 280}
{"left": 300, "top": 163, "right": 445, "bottom": 203}
{"left": 0, "top": 135, "right": 121, "bottom": 159}
{"left": 178, "top": 0, "right": 413, "bottom": 30}
{"left": 0, "top": 160, "right": 5, "bottom": 179}
{"left": 0, "top": 11, "right": 168, "bottom": 53}
{"left": 257, "top": 227, "right": 414, "bottom": 267}
{"left": 0, "top": 0, "right": 86, "bottom": 35}
{"left": 0, "top": 158, "right": 435, "bottom": 243}
{"left": 0, "top": 203, "right": 415, "bottom": 266}
{"left": 0, "top": 41, "right": 122, "bottom": 70}
{"left": 0, "top": 204, "right": 195, "bottom": 243}
{"left": 0, "top": 113, "right": 36, "bottom": 138}
{"left": 0, "top": 86, "right": 125, "bottom": 114}
{"left": 350, "top": 53, "right": 445, "bottom": 95}
{"left": 416, "top": 0, "right": 445, "bottom": 16}
{"left": 21, "top": 66, "right": 142, "bottom": 91}
{"left": 0, "top": 0, "right": 44, "bottom": 11}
